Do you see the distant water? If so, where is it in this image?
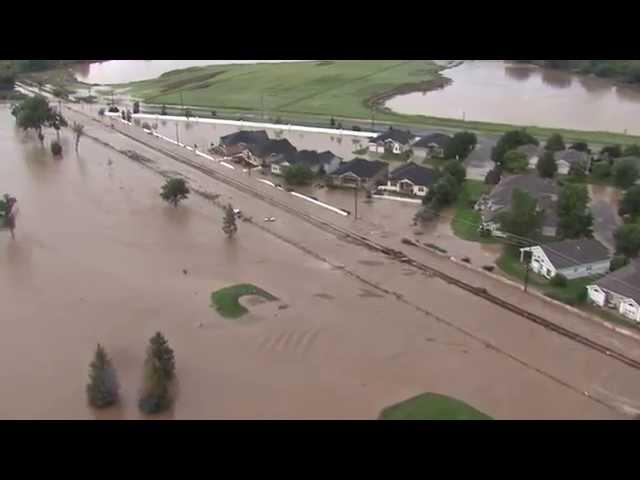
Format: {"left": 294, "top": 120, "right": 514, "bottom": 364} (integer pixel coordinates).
{"left": 71, "top": 60, "right": 308, "bottom": 84}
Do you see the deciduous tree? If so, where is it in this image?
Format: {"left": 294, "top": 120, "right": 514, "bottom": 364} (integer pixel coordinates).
{"left": 537, "top": 151, "right": 558, "bottom": 178}
{"left": 613, "top": 160, "right": 640, "bottom": 188}
{"left": 160, "top": 177, "right": 190, "bottom": 207}
{"left": 444, "top": 131, "right": 477, "bottom": 160}
{"left": 492, "top": 130, "right": 538, "bottom": 164}
{"left": 72, "top": 122, "right": 84, "bottom": 152}
{"left": 545, "top": 133, "right": 565, "bottom": 152}
{"left": 498, "top": 189, "right": 540, "bottom": 238}
{"left": 223, "top": 204, "right": 238, "bottom": 238}
{"left": 619, "top": 185, "right": 640, "bottom": 217}
{"left": 557, "top": 184, "right": 593, "bottom": 238}
{"left": 502, "top": 149, "right": 528, "bottom": 173}
{"left": 615, "top": 224, "right": 640, "bottom": 257}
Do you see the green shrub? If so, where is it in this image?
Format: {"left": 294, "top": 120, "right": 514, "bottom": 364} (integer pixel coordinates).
{"left": 50, "top": 140, "right": 62, "bottom": 156}
{"left": 550, "top": 273, "right": 567, "bottom": 287}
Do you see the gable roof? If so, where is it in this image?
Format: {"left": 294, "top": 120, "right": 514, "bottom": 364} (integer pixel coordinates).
{"left": 332, "top": 158, "right": 388, "bottom": 178}
{"left": 220, "top": 130, "right": 269, "bottom": 147}
{"left": 249, "top": 138, "right": 297, "bottom": 158}
{"left": 371, "top": 128, "right": 414, "bottom": 145}
{"left": 596, "top": 259, "right": 640, "bottom": 304}
{"left": 413, "top": 133, "right": 452, "bottom": 149}
{"left": 488, "top": 174, "right": 558, "bottom": 208}
{"left": 538, "top": 238, "right": 610, "bottom": 270}
{"left": 554, "top": 149, "right": 588, "bottom": 164}
{"left": 389, "top": 162, "right": 439, "bottom": 187}
{"left": 271, "top": 151, "right": 296, "bottom": 165}
{"left": 318, "top": 150, "right": 341, "bottom": 164}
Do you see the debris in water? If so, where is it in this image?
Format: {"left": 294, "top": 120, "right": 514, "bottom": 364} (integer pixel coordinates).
{"left": 182, "top": 269, "right": 188, "bottom": 275}
{"left": 461, "top": 257, "right": 471, "bottom": 263}
{"left": 278, "top": 304, "right": 289, "bottom": 310}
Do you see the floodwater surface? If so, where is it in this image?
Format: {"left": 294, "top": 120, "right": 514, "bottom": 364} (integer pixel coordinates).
{"left": 386, "top": 61, "right": 640, "bottom": 135}
{"left": 2, "top": 103, "right": 640, "bottom": 419}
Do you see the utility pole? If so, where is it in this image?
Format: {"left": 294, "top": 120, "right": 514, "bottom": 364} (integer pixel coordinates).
{"left": 522, "top": 249, "right": 532, "bottom": 292}
{"left": 354, "top": 186, "right": 359, "bottom": 220}
{"left": 175, "top": 122, "right": 180, "bottom": 144}
{"left": 261, "top": 94, "right": 265, "bottom": 121}
{"left": 180, "top": 91, "right": 184, "bottom": 115}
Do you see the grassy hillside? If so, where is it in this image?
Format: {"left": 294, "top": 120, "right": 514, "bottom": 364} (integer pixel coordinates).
{"left": 124, "top": 60, "right": 444, "bottom": 118}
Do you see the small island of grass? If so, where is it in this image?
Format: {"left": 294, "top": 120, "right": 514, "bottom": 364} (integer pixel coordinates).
{"left": 210, "top": 283, "right": 278, "bottom": 318}
{"left": 379, "top": 392, "right": 492, "bottom": 420}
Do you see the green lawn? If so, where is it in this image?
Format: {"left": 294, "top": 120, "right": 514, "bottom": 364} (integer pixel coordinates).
{"left": 450, "top": 180, "right": 496, "bottom": 243}
{"left": 379, "top": 393, "right": 492, "bottom": 420}
{"left": 496, "top": 246, "right": 596, "bottom": 305}
{"left": 114, "top": 60, "right": 640, "bottom": 146}
{"left": 210, "top": 284, "right": 278, "bottom": 318}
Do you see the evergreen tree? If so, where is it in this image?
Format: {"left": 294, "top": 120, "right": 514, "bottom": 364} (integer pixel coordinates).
{"left": 86, "top": 344, "right": 119, "bottom": 408}
{"left": 138, "top": 332, "right": 175, "bottom": 415}
{"left": 149, "top": 332, "right": 175, "bottom": 381}
{"left": 223, "top": 204, "right": 238, "bottom": 238}
{"left": 537, "top": 151, "right": 558, "bottom": 178}
{"left": 545, "top": 133, "right": 565, "bottom": 152}
{"left": 160, "top": 177, "right": 190, "bottom": 207}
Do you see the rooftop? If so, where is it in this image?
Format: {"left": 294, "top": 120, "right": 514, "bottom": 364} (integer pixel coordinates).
{"left": 389, "top": 162, "right": 439, "bottom": 187}
{"left": 371, "top": 128, "right": 415, "bottom": 145}
{"left": 413, "top": 133, "right": 451, "bottom": 149}
{"left": 332, "top": 158, "right": 388, "bottom": 178}
{"left": 220, "top": 130, "right": 269, "bottom": 147}
{"left": 596, "top": 259, "right": 640, "bottom": 304}
{"left": 488, "top": 174, "right": 558, "bottom": 208}
{"left": 538, "top": 238, "right": 610, "bottom": 270}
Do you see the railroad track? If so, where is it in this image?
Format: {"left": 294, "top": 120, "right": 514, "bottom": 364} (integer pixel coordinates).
{"left": 70, "top": 106, "right": 640, "bottom": 373}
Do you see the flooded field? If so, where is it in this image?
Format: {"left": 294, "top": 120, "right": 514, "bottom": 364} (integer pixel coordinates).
{"left": 3, "top": 103, "right": 640, "bottom": 419}
{"left": 387, "top": 61, "right": 640, "bottom": 135}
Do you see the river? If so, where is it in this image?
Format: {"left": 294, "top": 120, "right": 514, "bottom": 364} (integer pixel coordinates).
{"left": 386, "top": 60, "right": 640, "bottom": 135}
{"left": 72, "top": 60, "right": 307, "bottom": 84}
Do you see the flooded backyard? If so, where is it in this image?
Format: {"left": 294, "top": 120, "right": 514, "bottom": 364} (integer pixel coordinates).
{"left": 387, "top": 61, "right": 640, "bottom": 135}
{"left": 4, "top": 100, "right": 640, "bottom": 419}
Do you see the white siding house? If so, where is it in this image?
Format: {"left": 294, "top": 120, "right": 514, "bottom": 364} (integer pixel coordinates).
{"left": 587, "top": 259, "right": 640, "bottom": 322}
{"left": 520, "top": 239, "right": 611, "bottom": 280}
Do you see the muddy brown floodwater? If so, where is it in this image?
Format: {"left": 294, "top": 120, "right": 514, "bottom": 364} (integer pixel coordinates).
{"left": 386, "top": 61, "right": 640, "bottom": 135}
{"left": 2, "top": 103, "right": 640, "bottom": 419}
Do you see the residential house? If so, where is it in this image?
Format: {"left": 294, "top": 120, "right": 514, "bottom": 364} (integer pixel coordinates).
{"left": 412, "top": 133, "right": 451, "bottom": 159}
{"left": 270, "top": 150, "right": 343, "bottom": 176}
{"left": 517, "top": 144, "right": 542, "bottom": 170}
{"left": 554, "top": 149, "right": 591, "bottom": 175}
{"left": 327, "top": 158, "right": 389, "bottom": 189}
{"left": 368, "top": 128, "right": 417, "bottom": 154}
{"left": 475, "top": 174, "right": 559, "bottom": 237}
{"left": 250, "top": 138, "right": 297, "bottom": 166}
{"left": 380, "top": 162, "right": 438, "bottom": 197}
{"left": 213, "top": 130, "right": 271, "bottom": 167}
{"left": 587, "top": 259, "right": 640, "bottom": 321}
{"left": 219, "top": 130, "right": 270, "bottom": 148}
{"left": 520, "top": 238, "right": 611, "bottom": 280}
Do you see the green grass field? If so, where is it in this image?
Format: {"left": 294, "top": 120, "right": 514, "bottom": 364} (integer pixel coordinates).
{"left": 379, "top": 393, "right": 492, "bottom": 420}
{"left": 450, "top": 180, "right": 496, "bottom": 243}
{"left": 114, "top": 60, "right": 640, "bottom": 146}
{"left": 210, "top": 284, "right": 278, "bottom": 318}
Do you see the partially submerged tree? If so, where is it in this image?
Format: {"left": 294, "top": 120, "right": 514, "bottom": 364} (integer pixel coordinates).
{"left": 492, "top": 129, "right": 539, "bottom": 165}
{"left": 11, "top": 95, "right": 59, "bottom": 144}
{"left": 619, "top": 185, "right": 640, "bottom": 218}
{"left": 613, "top": 159, "right": 640, "bottom": 188}
{"left": 160, "top": 105, "right": 167, "bottom": 116}
{"left": 615, "top": 224, "right": 640, "bottom": 257}
{"left": 623, "top": 144, "right": 640, "bottom": 157}
{"left": 442, "top": 159, "right": 466, "bottom": 184}
{"left": 545, "top": 133, "right": 565, "bottom": 152}
{"left": 223, "top": 204, "right": 238, "bottom": 238}
{"left": 568, "top": 159, "right": 588, "bottom": 178}
{"left": 498, "top": 189, "right": 540, "bottom": 238}
{"left": 133, "top": 101, "right": 140, "bottom": 114}
{"left": 72, "top": 122, "right": 84, "bottom": 152}
{"left": 592, "top": 162, "right": 611, "bottom": 179}
{"left": 502, "top": 149, "right": 528, "bottom": 173}
{"left": 139, "top": 332, "right": 175, "bottom": 415}
{"left": 86, "top": 344, "right": 119, "bottom": 409}
{"left": 557, "top": 183, "right": 593, "bottom": 239}
{"left": 537, "top": 150, "right": 558, "bottom": 178}
{"left": 0, "top": 194, "right": 17, "bottom": 239}
{"left": 284, "top": 164, "right": 313, "bottom": 185}
{"left": 601, "top": 144, "right": 622, "bottom": 160}
{"left": 569, "top": 142, "right": 590, "bottom": 153}
{"left": 160, "top": 177, "right": 190, "bottom": 207}
{"left": 50, "top": 140, "right": 62, "bottom": 156}
{"left": 484, "top": 165, "right": 502, "bottom": 185}
{"left": 444, "top": 131, "right": 477, "bottom": 160}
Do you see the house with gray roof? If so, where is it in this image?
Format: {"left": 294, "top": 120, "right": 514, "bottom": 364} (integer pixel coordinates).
{"left": 587, "top": 259, "right": 640, "bottom": 321}
{"left": 270, "top": 149, "right": 342, "bottom": 176}
{"left": 520, "top": 238, "right": 611, "bottom": 280}
{"left": 554, "top": 149, "right": 591, "bottom": 175}
{"left": 517, "top": 144, "right": 542, "bottom": 170}
{"left": 379, "top": 162, "right": 439, "bottom": 197}
{"left": 368, "top": 128, "right": 417, "bottom": 155}
{"left": 327, "top": 158, "right": 389, "bottom": 189}
{"left": 412, "top": 133, "right": 452, "bottom": 159}
{"left": 475, "top": 174, "right": 560, "bottom": 237}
